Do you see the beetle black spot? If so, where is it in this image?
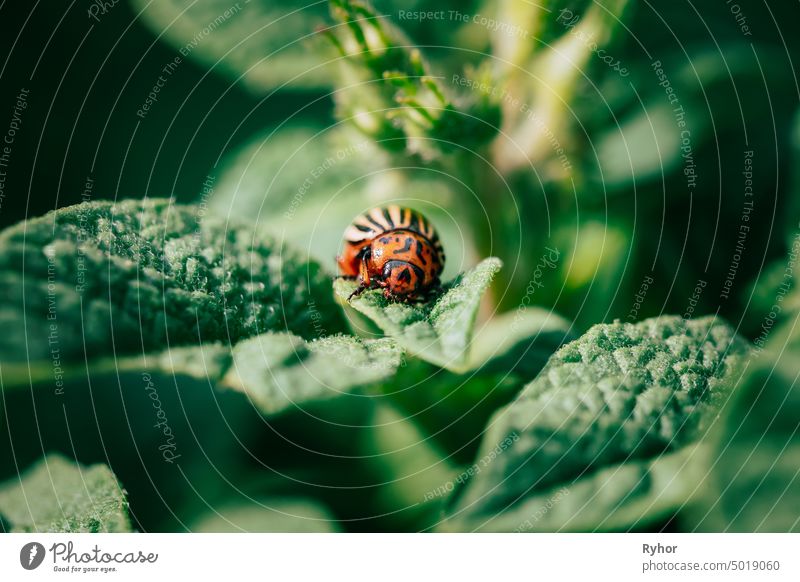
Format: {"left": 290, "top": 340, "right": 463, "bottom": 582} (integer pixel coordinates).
{"left": 393, "top": 236, "right": 414, "bottom": 254}
{"left": 397, "top": 268, "right": 412, "bottom": 283}
{"left": 379, "top": 236, "right": 392, "bottom": 244}
{"left": 414, "top": 239, "right": 427, "bottom": 264}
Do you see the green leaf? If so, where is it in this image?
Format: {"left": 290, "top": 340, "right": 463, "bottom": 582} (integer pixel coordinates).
{"left": 220, "top": 332, "right": 403, "bottom": 415}
{"left": 0, "top": 329, "right": 399, "bottom": 531}
{"left": 378, "top": 308, "right": 574, "bottom": 462}
{"left": 593, "top": 103, "right": 682, "bottom": 190}
{"left": 361, "top": 404, "right": 457, "bottom": 531}
{"left": 209, "top": 125, "right": 387, "bottom": 230}
{"left": 334, "top": 257, "right": 502, "bottom": 372}
{"left": 0, "top": 342, "right": 234, "bottom": 393}
{"left": 0, "top": 454, "right": 133, "bottom": 533}
{"left": 449, "top": 315, "right": 750, "bottom": 525}
{"left": 0, "top": 342, "right": 382, "bottom": 532}
{"left": 125, "top": 332, "right": 399, "bottom": 417}
{"left": 689, "top": 332, "right": 800, "bottom": 532}
{"left": 0, "top": 198, "right": 345, "bottom": 365}
{"left": 190, "top": 497, "right": 339, "bottom": 533}
{"left": 468, "top": 308, "right": 575, "bottom": 377}
{"left": 6, "top": 331, "right": 402, "bottom": 417}
{"left": 129, "top": 0, "right": 335, "bottom": 91}
{"left": 590, "top": 47, "right": 773, "bottom": 193}
{"left": 442, "top": 444, "right": 710, "bottom": 532}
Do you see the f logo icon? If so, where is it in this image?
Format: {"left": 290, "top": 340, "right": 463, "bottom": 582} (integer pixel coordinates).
{"left": 20, "top": 542, "right": 46, "bottom": 570}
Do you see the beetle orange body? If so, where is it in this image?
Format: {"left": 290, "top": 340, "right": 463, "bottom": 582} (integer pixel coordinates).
{"left": 338, "top": 205, "right": 445, "bottom": 301}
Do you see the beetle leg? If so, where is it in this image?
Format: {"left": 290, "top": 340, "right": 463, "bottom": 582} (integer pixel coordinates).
{"left": 346, "top": 255, "right": 374, "bottom": 301}
{"left": 358, "top": 255, "right": 371, "bottom": 286}
{"left": 348, "top": 284, "right": 369, "bottom": 301}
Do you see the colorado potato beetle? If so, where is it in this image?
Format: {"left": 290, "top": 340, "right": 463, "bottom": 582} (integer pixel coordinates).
{"left": 337, "top": 205, "right": 445, "bottom": 301}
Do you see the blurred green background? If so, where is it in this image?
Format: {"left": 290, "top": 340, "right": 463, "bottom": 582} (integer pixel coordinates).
{"left": 1, "top": 0, "right": 799, "bottom": 532}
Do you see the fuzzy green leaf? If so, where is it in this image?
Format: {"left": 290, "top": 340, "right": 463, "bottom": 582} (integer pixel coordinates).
{"left": 0, "top": 199, "right": 344, "bottom": 365}
{"left": 335, "top": 257, "right": 502, "bottom": 372}
{"left": 220, "top": 332, "right": 403, "bottom": 415}
{"left": 75, "top": 332, "right": 400, "bottom": 416}
{"left": 0, "top": 454, "right": 132, "bottom": 533}
{"left": 2, "top": 331, "right": 398, "bottom": 427}
{"left": 442, "top": 444, "right": 710, "bottom": 532}
{"left": 449, "top": 316, "right": 750, "bottom": 525}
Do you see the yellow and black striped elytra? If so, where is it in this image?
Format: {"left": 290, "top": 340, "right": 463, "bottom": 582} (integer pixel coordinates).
{"left": 338, "top": 205, "right": 445, "bottom": 301}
